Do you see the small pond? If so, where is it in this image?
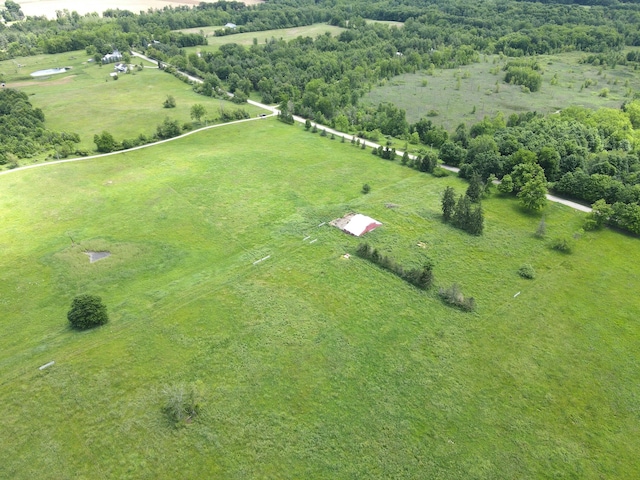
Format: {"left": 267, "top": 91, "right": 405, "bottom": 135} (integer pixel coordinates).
{"left": 30, "top": 67, "right": 72, "bottom": 78}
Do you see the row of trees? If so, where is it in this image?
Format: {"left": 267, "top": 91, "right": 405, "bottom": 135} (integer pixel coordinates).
{"left": 93, "top": 104, "right": 245, "bottom": 153}
{"left": 355, "top": 243, "right": 434, "bottom": 290}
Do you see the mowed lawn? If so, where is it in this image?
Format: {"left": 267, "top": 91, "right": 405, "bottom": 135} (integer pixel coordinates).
{"left": 0, "top": 50, "right": 267, "bottom": 153}
{"left": 0, "top": 120, "right": 639, "bottom": 478}
{"left": 364, "top": 51, "right": 640, "bottom": 130}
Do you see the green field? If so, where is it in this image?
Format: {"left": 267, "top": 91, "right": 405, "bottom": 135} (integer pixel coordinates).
{"left": 364, "top": 52, "right": 640, "bottom": 130}
{"left": 1, "top": 119, "right": 639, "bottom": 478}
{"left": 0, "top": 50, "right": 267, "bottom": 155}
{"left": 180, "top": 23, "right": 345, "bottom": 54}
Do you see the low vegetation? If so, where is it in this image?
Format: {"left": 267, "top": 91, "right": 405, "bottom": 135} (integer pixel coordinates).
{"left": 1, "top": 0, "right": 640, "bottom": 477}
{"left": 438, "top": 283, "right": 476, "bottom": 312}
{"left": 1, "top": 121, "right": 639, "bottom": 478}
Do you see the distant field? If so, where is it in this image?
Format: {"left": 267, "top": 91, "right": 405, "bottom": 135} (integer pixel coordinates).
{"left": 365, "top": 19, "right": 404, "bottom": 27}
{"left": 0, "top": 50, "right": 267, "bottom": 155}
{"left": 19, "top": 0, "right": 263, "bottom": 19}
{"left": 364, "top": 51, "right": 640, "bottom": 130}
{"left": 1, "top": 120, "right": 639, "bottom": 478}
{"left": 180, "top": 23, "right": 345, "bottom": 53}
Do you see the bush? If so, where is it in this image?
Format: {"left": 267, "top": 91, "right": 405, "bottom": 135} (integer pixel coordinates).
{"left": 67, "top": 294, "right": 108, "bottom": 329}
{"left": 438, "top": 283, "right": 476, "bottom": 311}
{"left": 432, "top": 167, "right": 450, "bottom": 177}
{"left": 518, "top": 264, "right": 536, "bottom": 279}
{"left": 163, "top": 95, "right": 176, "bottom": 108}
{"left": 550, "top": 237, "right": 573, "bottom": 253}
{"left": 361, "top": 183, "right": 371, "bottom": 194}
{"left": 162, "top": 382, "right": 202, "bottom": 426}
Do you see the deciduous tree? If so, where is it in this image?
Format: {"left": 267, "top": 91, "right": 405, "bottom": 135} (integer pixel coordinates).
{"left": 67, "top": 294, "right": 108, "bottom": 329}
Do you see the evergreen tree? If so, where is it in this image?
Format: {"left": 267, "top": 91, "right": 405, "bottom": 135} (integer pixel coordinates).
{"left": 466, "top": 172, "right": 483, "bottom": 202}
{"left": 452, "top": 195, "right": 472, "bottom": 230}
{"left": 441, "top": 186, "right": 456, "bottom": 222}
{"left": 468, "top": 205, "right": 485, "bottom": 235}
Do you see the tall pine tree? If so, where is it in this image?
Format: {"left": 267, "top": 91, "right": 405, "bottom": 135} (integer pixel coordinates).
{"left": 442, "top": 186, "right": 456, "bottom": 222}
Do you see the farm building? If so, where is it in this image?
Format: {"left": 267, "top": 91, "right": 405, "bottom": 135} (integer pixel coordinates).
{"left": 102, "top": 50, "right": 122, "bottom": 64}
{"left": 225, "top": 22, "right": 237, "bottom": 29}
{"left": 330, "top": 213, "right": 382, "bottom": 237}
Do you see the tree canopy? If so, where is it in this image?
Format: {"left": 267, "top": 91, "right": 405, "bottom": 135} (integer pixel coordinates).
{"left": 67, "top": 294, "right": 109, "bottom": 330}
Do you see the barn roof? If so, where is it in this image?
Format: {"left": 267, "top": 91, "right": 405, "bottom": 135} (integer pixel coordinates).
{"left": 330, "top": 213, "right": 382, "bottom": 236}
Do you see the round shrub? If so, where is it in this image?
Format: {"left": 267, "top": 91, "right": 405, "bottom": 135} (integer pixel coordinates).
{"left": 518, "top": 264, "right": 536, "bottom": 279}
{"left": 67, "top": 294, "right": 108, "bottom": 329}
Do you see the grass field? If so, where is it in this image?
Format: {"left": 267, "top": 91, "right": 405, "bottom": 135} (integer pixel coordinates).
{"left": 179, "top": 23, "right": 345, "bottom": 54}
{"left": 364, "top": 51, "right": 640, "bottom": 130}
{"left": 1, "top": 119, "right": 639, "bottom": 478}
{"left": 0, "top": 50, "right": 267, "bottom": 156}
{"left": 19, "top": 0, "right": 263, "bottom": 19}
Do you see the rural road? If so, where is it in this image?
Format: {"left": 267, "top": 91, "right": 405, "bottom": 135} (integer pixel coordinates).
{"left": 3, "top": 51, "right": 593, "bottom": 214}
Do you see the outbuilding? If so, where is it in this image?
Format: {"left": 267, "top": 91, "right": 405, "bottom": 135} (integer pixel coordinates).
{"left": 330, "top": 213, "right": 382, "bottom": 237}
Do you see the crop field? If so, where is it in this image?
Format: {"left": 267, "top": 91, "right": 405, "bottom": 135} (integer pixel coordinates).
{"left": 180, "top": 23, "right": 345, "bottom": 54}
{"left": 0, "top": 50, "right": 266, "bottom": 154}
{"left": 1, "top": 119, "right": 639, "bottom": 478}
{"left": 19, "top": 0, "right": 263, "bottom": 19}
{"left": 364, "top": 51, "right": 640, "bottom": 130}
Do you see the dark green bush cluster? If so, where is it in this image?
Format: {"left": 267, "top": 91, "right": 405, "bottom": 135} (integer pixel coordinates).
{"left": 518, "top": 264, "right": 536, "bottom": 279}
{"left": 67, "top": 294, "right": 108, "bottom": 330}
{"left": 550, "top": 237, "right": 573, "bottom": 253}
{"left": 356, "top": 243, "right": 433, "bottom": 290}
{"left": 441, "top": 188, "right": 484, "bottom": 235}
{"left": 504, "top": 60, "right": 542, "bottom": 92}
{"left": 583, "top": 199, "right": 640, "bottom": 235}
{"left": 220, "top": 108, "right": 250, "bottom": 122}
{"left": 372, "top": 145, "right": 396, "bottom": 160}
{"left": 438, "top": 284, "right": 476, "bottom": 312}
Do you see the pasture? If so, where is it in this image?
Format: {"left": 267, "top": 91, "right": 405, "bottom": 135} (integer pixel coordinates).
{"left": 0, "top": 50, "right": 266, "bottom": 156}
{"left": 0, "top": 51, "right": 264, "bottom": 156}
{"left": 364, "top": 51, "right": 640, "bottom": 130}
{"left": 1, "top": 119, "right": 639, "bottom": 478}
{"left": 180, "top": 23, "right": 345, "bottom": 54}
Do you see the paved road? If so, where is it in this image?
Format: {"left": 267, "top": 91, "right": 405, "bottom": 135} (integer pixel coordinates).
{"left": 6, "top": 51, "right": 594, "bottom": 214}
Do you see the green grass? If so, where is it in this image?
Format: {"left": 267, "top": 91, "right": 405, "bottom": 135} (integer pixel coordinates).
{"left": 180, "top": 23, "right": 345, "bottom": 54}
{"left": 365, "top": 19, "right": 405, "bottom": 27}
{"left": 364, "top": 51, "right": 640, "bottom": 130}
{"left": 1, "top": 120, "right": 639, "bottom": 478}
{"left": 0, "top": 50, "right": 267, "bottom": 155}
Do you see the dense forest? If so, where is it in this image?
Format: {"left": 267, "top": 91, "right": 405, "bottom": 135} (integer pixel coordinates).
{"left": 2, "top": 0, "right": 640, "bottom": 233}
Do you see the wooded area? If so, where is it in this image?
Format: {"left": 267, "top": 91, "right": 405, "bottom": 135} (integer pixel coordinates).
{"left": 3, "top": 0, "right": 640, "bottom": 232}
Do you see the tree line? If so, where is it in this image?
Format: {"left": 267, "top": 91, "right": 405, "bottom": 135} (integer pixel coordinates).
{"left": 0, "top": 88, "right": 80, "bottom": 165}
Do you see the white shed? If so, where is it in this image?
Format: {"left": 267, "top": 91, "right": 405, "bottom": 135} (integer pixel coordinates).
{"left": 330, "top": 213, "right": 382, "bottom": 237}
